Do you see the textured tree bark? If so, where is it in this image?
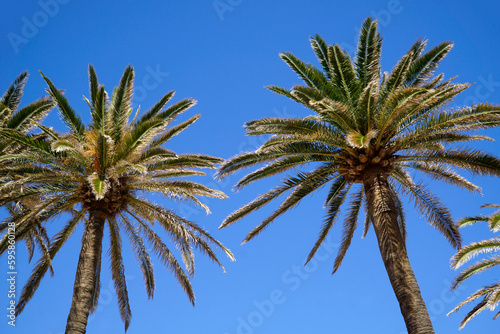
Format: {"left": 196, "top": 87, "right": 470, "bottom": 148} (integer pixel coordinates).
{"left": 65, "top": 211, "right": 105, "bottom": 334}
{"left": 363, "top": 167, "right": 435, "bottom": 334}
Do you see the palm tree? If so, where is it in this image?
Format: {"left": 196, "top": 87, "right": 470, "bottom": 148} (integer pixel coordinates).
{"left": 217, "top": 17, "right": 500, "bottom": 334}
{"left": 0, "top": 65, "right": 234, "bottom": 334}
{"left": 0, "top": 71, "right": 54, "bottom": 261}
{"left": 448, "top": 204, "right": 500, "bottom": 329}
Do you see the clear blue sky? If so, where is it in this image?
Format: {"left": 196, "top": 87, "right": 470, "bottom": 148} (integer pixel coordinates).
{"left": 1, "top": 0, "right": 500, "bottom": 333}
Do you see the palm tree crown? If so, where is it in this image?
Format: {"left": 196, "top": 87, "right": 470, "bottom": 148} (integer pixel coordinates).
{"left": 0, "top": 65, "right": 233, "bottom": 333}
{"left": 217, "top": 17, "right": 500, "bottom": 333}
{"left": 449, "top": 204, "right": 500, "bottom": 329}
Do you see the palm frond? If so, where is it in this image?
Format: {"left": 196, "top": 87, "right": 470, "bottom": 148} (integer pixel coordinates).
{"left": 404, "top": 162, "right": 480, "bottom": 193}
{"left": 6, "top": 97, "right": 54, "bottom": 132}
{"left": 1, "top": 71, "right": 28, "bottom": 113}
{"left": 16, "top": 210, "right": 84, "bottom": 315}
{"left": 242, "top": 167, "right": 338, "bottom": 244}
{"left": 108, "top": 217, "right": 132, "bottom": 331}
{"left": 451, "top": 237, "right": 500, "bottom": 269}
{"left": 156, "top": 98, "right": 197, "bottom": 122}
{"left": 135, "top": 91, "right": 175, "bottom": 126}
{"left": 392, "top": 167, "right": 461, "bottom": 248}
{"left": 305, "top": 176, "right": 349, "bottom": 265}
{"left": 127, "top": 201, "right": 195, "bottom": 304}
{"left": 400, "top": 148, "right": 500, "bottom": 177}
{"left": 120, "top": 212, "right": 155, "bottom": 298}
{"left": 279, "top": 52, "right": 331, "bottom": 95}
{"left": 310, "top": 34, "right": 331, "bottom": 77}
{"left": 332, "top": 184, "right": 361, "bottom": 273}
{"left": 40, "top": 71, "right": 85, "bottom": 140}
{"left": 354, "top": 17, "right": 382, "bottom": 89}
{"left": 148, "top": 114, "right": 201, "bottom": 148}
{"left": 109, "top": 65, "right": 134, "bottom": 143}
{"left": 405, "top": 42, "right": 453, "bottom": 86}
{"left": 327, "top": 44, "right": 359, "bottom": 109}
{"left": 451, "top": 256, "right": 500, "bottom": 289}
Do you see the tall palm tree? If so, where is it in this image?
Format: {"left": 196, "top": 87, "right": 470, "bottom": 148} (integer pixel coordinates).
{"left": 0, "top": 71, "right": 54, "bottom": 261}
{"left": 0, "top": 65, "right": 234, "bottom": 334}
{"left": 448, "top": 204, "right": 500, "bottom": 329}
{"left": 217, "top": 17, "right": 500, "bottom": 334}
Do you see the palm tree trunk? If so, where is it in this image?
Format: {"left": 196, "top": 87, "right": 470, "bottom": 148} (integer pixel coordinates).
{"left": 363, "top": 167, "right": 435, "bottom": 334}
{"left": 65, "top": 211, "right": 105, "bottom": 334}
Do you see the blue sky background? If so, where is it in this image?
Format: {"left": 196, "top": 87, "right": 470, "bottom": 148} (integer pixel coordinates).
{"left": 1, "top": 0, "right": 500, "bottom": 333}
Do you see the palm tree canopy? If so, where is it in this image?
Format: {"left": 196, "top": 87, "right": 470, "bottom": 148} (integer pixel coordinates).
{"left": 0, "top": 65, "right": 234, "bottom": 331}
{"left": 217, "top": 17, "right": 500, "bottom": 272}
{"left": 449, "top": 204, "right": 500, "bottom": 329}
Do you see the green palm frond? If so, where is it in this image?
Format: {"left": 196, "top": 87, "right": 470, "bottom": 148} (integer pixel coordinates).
{"left": 234, "top": 155, "right": 331, "bottom": 190}
{"left": 380, "top": 52, "right": 413, "bottom": 98}
{"left": 356, "top": 81, "right": 378, "bottom": 133}
{"left": 354, "top": 17, "right": 382, "bottom": 89}
{"left": 109, "top": 65, "right": 134, "bottom": 143}
{"left": 1, "top": 71, "right": 28, "bottom": 112}
{"left": 6, "top": 97, "right": 53, "bottom": 132}
{"left": 40, "top": 71, "right": 85, "bottom": 140}
{"left": 404, "top": 42, "right": 453, "bottom": 86}
{"left": 156, "top": 98, "right": 197, "bottom": 123}
{"left": 88, "top": 65, "right": 99, "bottom": 109}
{"left": 457, "top": 215, "right": 489, "bottom": 228}
{"left": 327, "top": 44, "right": 359, "bottom": 108}
{"left": 91, "top": 84, "right": 108, "bottom": 133}
{"left": 135, "top": 91, "right": 175, "bottom": 126}
{"left": 148, "top": 114, "right": 200, "bottom": 148}
{"left": 0, "top": 129, "right": 53, "bottom": 156}
{"left": 280, "top": 52, "right": 331, "bottom": 95}
{"left": 310, "top": 34, "right": 331, "bottom": 78}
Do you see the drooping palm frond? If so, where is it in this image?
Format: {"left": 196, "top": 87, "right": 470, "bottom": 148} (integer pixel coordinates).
{"left": 448, "top": 283, "right": 500, "bottom": 329}
{"left": 331, "top": 184, "right": 362, "bottom": 274}
{"left": 449, "top": 204, "right": 500, "bottom": 328}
